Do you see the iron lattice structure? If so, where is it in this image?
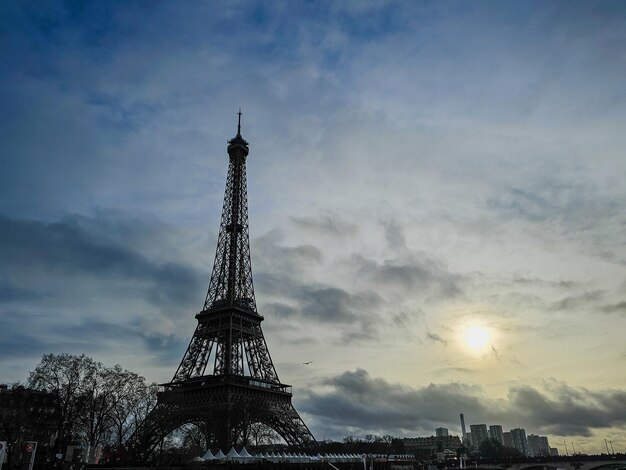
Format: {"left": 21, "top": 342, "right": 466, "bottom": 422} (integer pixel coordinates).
{"left": 128, "top": 115, "right": 315, "bottom": 459}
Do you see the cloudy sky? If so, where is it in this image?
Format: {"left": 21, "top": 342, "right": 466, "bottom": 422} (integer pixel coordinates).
{"left": 2, "top": 0, "right": 626, "bottom": 453}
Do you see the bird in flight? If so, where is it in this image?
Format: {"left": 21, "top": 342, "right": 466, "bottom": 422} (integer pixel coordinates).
{"left": 302, "top": 361, "right": 313, "bottom": 365}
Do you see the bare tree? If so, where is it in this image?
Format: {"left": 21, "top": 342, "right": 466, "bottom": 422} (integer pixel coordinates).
{"left": 180, "top": 423, "right": 211, "bottom": 452}
{"left": 28, "top": 353, "right": 97, "bottom": 451}
{"left": 247, "top": 422, "right": 281, "bottom": 447}
{"left": 28, "top": 352, "right": 158, "bottom": 462}
{"left": 109, "top": 374, "right": 156, "bottom": 445}
{"left": 77, "top": 363, "right": 142, "bottom": 461}
{"left": 128, "top": 381, "right": 158, "bottom": 438}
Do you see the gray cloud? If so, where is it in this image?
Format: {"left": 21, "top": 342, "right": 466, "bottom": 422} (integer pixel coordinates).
{"left": 302, "top": 369, "right": 626, "bottom": 438}
{"left": 290, "top": 214, "right": 357, "bottom": 237}
{"left": 0, "top": 212, "right": 203, "bottom": 380}
{"left": 431, "top": 367, "right": 475, "bottom": 376}
{"left": 490, "top": 186, "right": 567, "bottom": 223}
{"left": 0, "top": 213, "right": 204, "bottom": 308}
{"left": 350, "top": 254, "right": 463, "bottom": 299}
{"left": 253, "top": 231, "right": 323, "bottom": 279}
{"left": 382, "top": 218, "right": 407, "bottom": 251}
{"left": 551, "top": 290, "right": 604, "bottom": 311}
{"left": 252, "top": 232, "right": 391, "bottom": 341}
{"left": 302, "top": 369, "right": 498, "bottom": 436}
{"left": 488, "top": 177, "right": 626, "bottom": 264}
{"left": 298, "top": 286, "right": 381, "bottom": 323}
{"left": 490, "top": 174, "right": 623, "bottom": 228}
{"left": 511, "top": 275, "right": 577, "bottom": 289}
{"left": 601, "top": 301, "right": 626, "bottom": 315}
{"left": 0, "top": 284, "right": 47, "bottom": 302}
{"left": 426, "top": 332, "right": 447, "bottom": 346}
{"left": 507, "top": 382, "right": 626, "bottom": 437}
{"left": 0, "top": 305, "right": 186, "bottom": 371}
{"left": 264, "top": 286, "right": 381, "bottom": 324}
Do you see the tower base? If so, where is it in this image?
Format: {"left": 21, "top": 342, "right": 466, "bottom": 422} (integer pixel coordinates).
{"left": 128, "top": 376, "right": 315, "bottom": 459}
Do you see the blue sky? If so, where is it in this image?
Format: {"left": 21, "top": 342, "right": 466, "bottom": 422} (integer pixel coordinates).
{"left": 1, "top": 0, "right": 626, "bottom": 451}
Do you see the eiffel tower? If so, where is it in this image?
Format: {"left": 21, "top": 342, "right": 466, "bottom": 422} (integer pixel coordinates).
{"left": 130, "top": 113, "right": 315, "bottom": 457}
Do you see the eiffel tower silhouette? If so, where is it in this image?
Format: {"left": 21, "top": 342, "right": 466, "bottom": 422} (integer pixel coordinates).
{"left": 130, "top": 112, "right": 315, "bottom": 457}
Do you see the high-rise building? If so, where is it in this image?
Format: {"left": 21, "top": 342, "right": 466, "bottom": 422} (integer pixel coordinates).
{"left": 540, "top": 437, "right": 551, "bottom": 456}
{"left": 503, "top": 432, "right": 513, "bottom": 448}
{"left": 470, "top": 424, "right": 489, "bottom": 448}
{"left": 436, "top": 427, "right": 449, "bottom": 437}
{"left": 489, "top": 425, "right": 504, "bottom": 444}
{"left": 466, "top": 433, "right": 473, "bottom": 447}
{"left": 460, "top": 413, "right": 467, "bottom": 445}
{"left": 527, "top": 434, "right": 551, "bottom": 457}
{"left": 510, "top": 428, "right": 528, "bottom": 456}
{"left": 527, "top": 434, "right": 541, "bottom": 457}
{"left": 550, "top": 447, "right": 559, "bottom": 457}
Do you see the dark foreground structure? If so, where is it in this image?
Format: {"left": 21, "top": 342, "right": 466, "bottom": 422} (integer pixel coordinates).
{"left": 128, "top": 114, "right": 315, "bottom": 458}
{"left": 90, "top": 458, "right": 411, "bottom": 470}
{"left": 91, "top": 464, "right": 366, "bottom": 470}
{"left": 88, "top": 454, "right": 626, "bottom": 470}
{"left": 0, "top": 384, "right": 58, "bottom": 469}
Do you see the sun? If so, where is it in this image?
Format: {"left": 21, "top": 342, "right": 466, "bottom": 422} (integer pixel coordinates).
{"left": 463, "top": 325, "right": 490, "bottom": 352}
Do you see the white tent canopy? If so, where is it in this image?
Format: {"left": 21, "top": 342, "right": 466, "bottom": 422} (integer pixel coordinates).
{"left": 202, "top": 450, "right": 215, "bottom": 460}
{"left": 214, "top": 449, "right": 226, "bottom": 459}
{"left": 226, "top": 447, "right": 240, "bottom": 459}
{"left": 239, "top": 447, "right": 253, "bottom": 459}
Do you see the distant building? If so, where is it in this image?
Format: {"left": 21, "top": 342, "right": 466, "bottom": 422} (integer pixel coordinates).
{"left": 0, "top": 384, "right": 57, "bottom": 439}
{"left": 489, "top": 425, "right": 504, "bottom": 444}
{"left": 465, "top": 433, "right": 473, "bottom": 447}
{"left": 539, "top": 436, "right": 552, "bottom": 456}
{"left": 403, "top": 436, "right": 462, "bottom": 458}
{"left": 527, "top": 434, "right": 551, "bottom": 457}
{"left": 470, "top": 424, "right": 489, "bottom": 448}
{"left": 0, "top": 384, "right": 58, "bottom": 468}
{"left": 510, "top": 428, "right": 528, "bottom": 456}
{"left": 435, "top": 427, "right": 449, "bottom": 437}
{"left": 540, "top": 437, "right": 551, "bottom": 456}
{"left": 460, "top": 414, "right": 468, "bottom": 446}
{"left": 526, "top": 434, "right": 550, "bottom": 457}
{"left": 503, "top": 432, "right": 513, "bottom": 448}
{"left": 550, "top": 447, "right": 559, "bottom": 457}
{"left": 527, "top": 435, "right": 541, "bottom": 457}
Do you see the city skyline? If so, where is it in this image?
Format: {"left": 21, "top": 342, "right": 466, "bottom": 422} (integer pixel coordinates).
{"left": 408, "top": 424, "right": 558, "bottom": 457}
{"left": 1, "top": 0, "right": 626, "bottom": 454}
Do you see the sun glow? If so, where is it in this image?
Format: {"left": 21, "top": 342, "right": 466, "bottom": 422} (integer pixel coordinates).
{"left": 463, "top": 325, "right": 491, "bottom": 353}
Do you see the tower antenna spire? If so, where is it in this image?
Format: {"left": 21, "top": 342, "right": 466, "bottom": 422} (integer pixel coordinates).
{"left": 237, "top": 108, "right": 242, "bottom": 135}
